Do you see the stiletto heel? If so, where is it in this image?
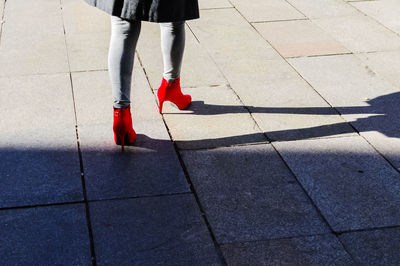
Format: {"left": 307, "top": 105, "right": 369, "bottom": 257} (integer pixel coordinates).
{"left": 113, "top": 105, "right": 136, "bottom": 152}
{"left": 120, "top": 134, "right": 125, "bottom": 152}
{"left": 157, "top": 77, "right": 191, "bottom": 114}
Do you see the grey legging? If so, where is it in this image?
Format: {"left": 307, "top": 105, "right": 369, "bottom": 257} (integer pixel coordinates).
{"left": 109, "top": 16, "right": 186, "bottom": 108}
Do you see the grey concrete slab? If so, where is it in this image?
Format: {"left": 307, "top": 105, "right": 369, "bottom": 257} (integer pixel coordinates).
{"left": 286, "top": 0, "right": 358, "bottom": 19}
{"left": 0, "top": 74, "right": 83, "bottom": 207}
{"left": 221, "top": 234, "right": 354, "bottom": 265}
{"left": 254, "top": 20, "right": 349, "bottom": 58}
{"left": 199, "top": 0, "right": 232, "bottom": 9}
{"left": 78, "top": 120, "right": 190, "bottom": 200}
{"left": 275, "top": 136, "right": 400, "bottom": 232}
{"left": 0, "top": 0, "right": 69, "bottom": 76}
{"left": 0, "top": 204, "right": 91, "bottom": 265}
{"left": 62, "top": 0, "right": 111, "bottom": 34}
{"left": 0, "top": 74, "right": 76, "bottom": 129}
{"left": 0, "top": 146, "right": 83, "bottom": 208}
{"left": 312, "top": 14, "right": 400, "bottom": 53}
{"left": 89, "top": 195, "right": 222, "bottom": 265}
{"left": 163, "top": 85, "right": 267, "bottom": 150}
{"left": 0, "top": 35, "right": 69, "bottom": 76}
{"left": 66, "top": 32, "right": 110, "bottom": 72}
{"left": 1, "top": 14, "right": 64, "bottom": 42}
{"left": 136, "top": 22, "right": 227, "bottom": 90}
{"left": 351, "top": 0, "right": 400, "bottom": 35}
{"left": 230, "top": 0, "right": 305, "bottom": 22}
{"left": 339, "top": 227, "right": 400, "bottom": 265}
{"left": 356, "top": 50, "right": 400, "bottom": 89}
{"left": 181, "top": 144, "right": 329, "bottom": 244}
{"left": 288, "top": 54, "right": 400, "bottom": 168}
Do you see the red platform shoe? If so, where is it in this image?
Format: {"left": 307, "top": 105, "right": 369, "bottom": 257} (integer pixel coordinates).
{"left": 157, "top": 77, "right": 191, "bottom": 114}
{"left": 113, "top": 105, "right": 136, "bottom": 152}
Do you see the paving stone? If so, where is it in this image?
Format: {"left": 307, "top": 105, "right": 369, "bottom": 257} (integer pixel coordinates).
{"left": 136, "top": 22, "right": 227, "bottom": 90}
{"left": 339, "top": 227, "right": 400, "bottom": 265}
{"left": 1, "top": 12, "right": 64, "bottom": 42}
{"left": 5, "top": 0, "right": 60, "bottom": 13}
{"left": 0, "top": 23, "right": 68, "bottom": 76}
{"left": 254, "top": 20, "right": 349, "bottom": 58}
{"left": 312, "top": 14, "right": 400, "bottom": 53}
{"left": 0, "top": 0, "right": 69, "bottom": 76}
{"left": 0, "top": 146, "right": 83, "bottom": 208}
{"left": 62, "top": 0, "right": 111, "bottom": 34}
{"left": 229, "top": 0, "right": 305, "bottom": 22}
{"left": 181, "top": 144, "right": 329, "bottom": 243}
{"left": 356, "top": 50, "right": 400, "bottom": 89}
{"left": 163, "top": 85, "right": 267, "bottom": 150}
{"left": 89, "top": 195, "right": 222, "bottom": 265}
{"left": 66, "top": 32, "right": 109, "bottom": 72}
{"left": 351, "top": 0, "right": 400, "bottom": 35}
{"left": 199, "top": 0, "right": 232, "bottom": 9}
{"left": 274, "top": 136, "right": 400, "bottom": 232}
{"left": 288, "top": 54, "right": 400, "bottom": 168}
{"left": 288, "top": 54, "right": 396, "bottom": 107}
{"left": 286, "top": 0, "right": 358, "bottom": 19}
{"left": 221, "top": 234, "right": 354, "bottom": 265}
{"left": 0, "top": 204, "right": 91, "bottom": 265}
{"left": 72, "top": 69, "right": 189, "bottom": 200}
{"left": 0, "top": 74, "right": 83, "bottom": 207}
{"left": 0, "top": 74, "right": 76, "bottom": 130}
{"left": 78, "top": 120, "right": 189, "bottom": 200}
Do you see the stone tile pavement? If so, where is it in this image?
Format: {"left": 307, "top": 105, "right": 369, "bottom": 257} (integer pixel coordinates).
{"left": 0, "top": 0, "right": 399, "bottom": 265}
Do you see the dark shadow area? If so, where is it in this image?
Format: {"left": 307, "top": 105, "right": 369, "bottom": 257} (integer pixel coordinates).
{"left": 1, "top": 138, "right": 400, "bottom": 265}
{"left": 163, "top": 91, "right": 400, "bottom": 142}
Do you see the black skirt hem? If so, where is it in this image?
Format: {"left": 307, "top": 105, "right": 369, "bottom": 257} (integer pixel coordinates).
{"left": 84, "top": 0, "right": 200, "bottom": 23}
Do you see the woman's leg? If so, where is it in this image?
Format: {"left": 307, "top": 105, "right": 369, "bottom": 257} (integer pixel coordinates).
{"left": 109, "top": 16, "right": 141, "bottom": 109}
{"left": 160, "top": 21, "right": 186, "bottom": 82}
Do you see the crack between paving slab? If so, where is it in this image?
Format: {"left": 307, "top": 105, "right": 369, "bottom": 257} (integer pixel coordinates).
{"left": 219, "top": 232, "right": 339, "bottom": 246}
{"left": 0, "top": 0, "right": 7, "bottom": 47}
{"left": 0, "top": 192, "right": 190, "bottom": 211}
{"left": 59, "top": 1, "right": 97, "bottom": 265}
{"left": 0, "top": 69, "right": 110, "bottom": 79}
{"left": 87, "top": 192, "right": 193, "bottom": 203}
{"left": 336, "top": 224, "right": 400, "bottom": 235}
{"left": 200, "top": 7, "right": 234, "bottom": 11}
{"left": 0, "top": 200, "right": 86, "bottom": 211}
{"left": 136, "top": 52, "right": 228, "bottom": 266}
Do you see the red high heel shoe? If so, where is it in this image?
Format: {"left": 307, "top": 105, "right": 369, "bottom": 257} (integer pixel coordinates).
{"left": 113, "top": 105, "right": 136, "bottom": 152}
{"left": 157, "top": 77, "right": 191, "bottom": 114}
